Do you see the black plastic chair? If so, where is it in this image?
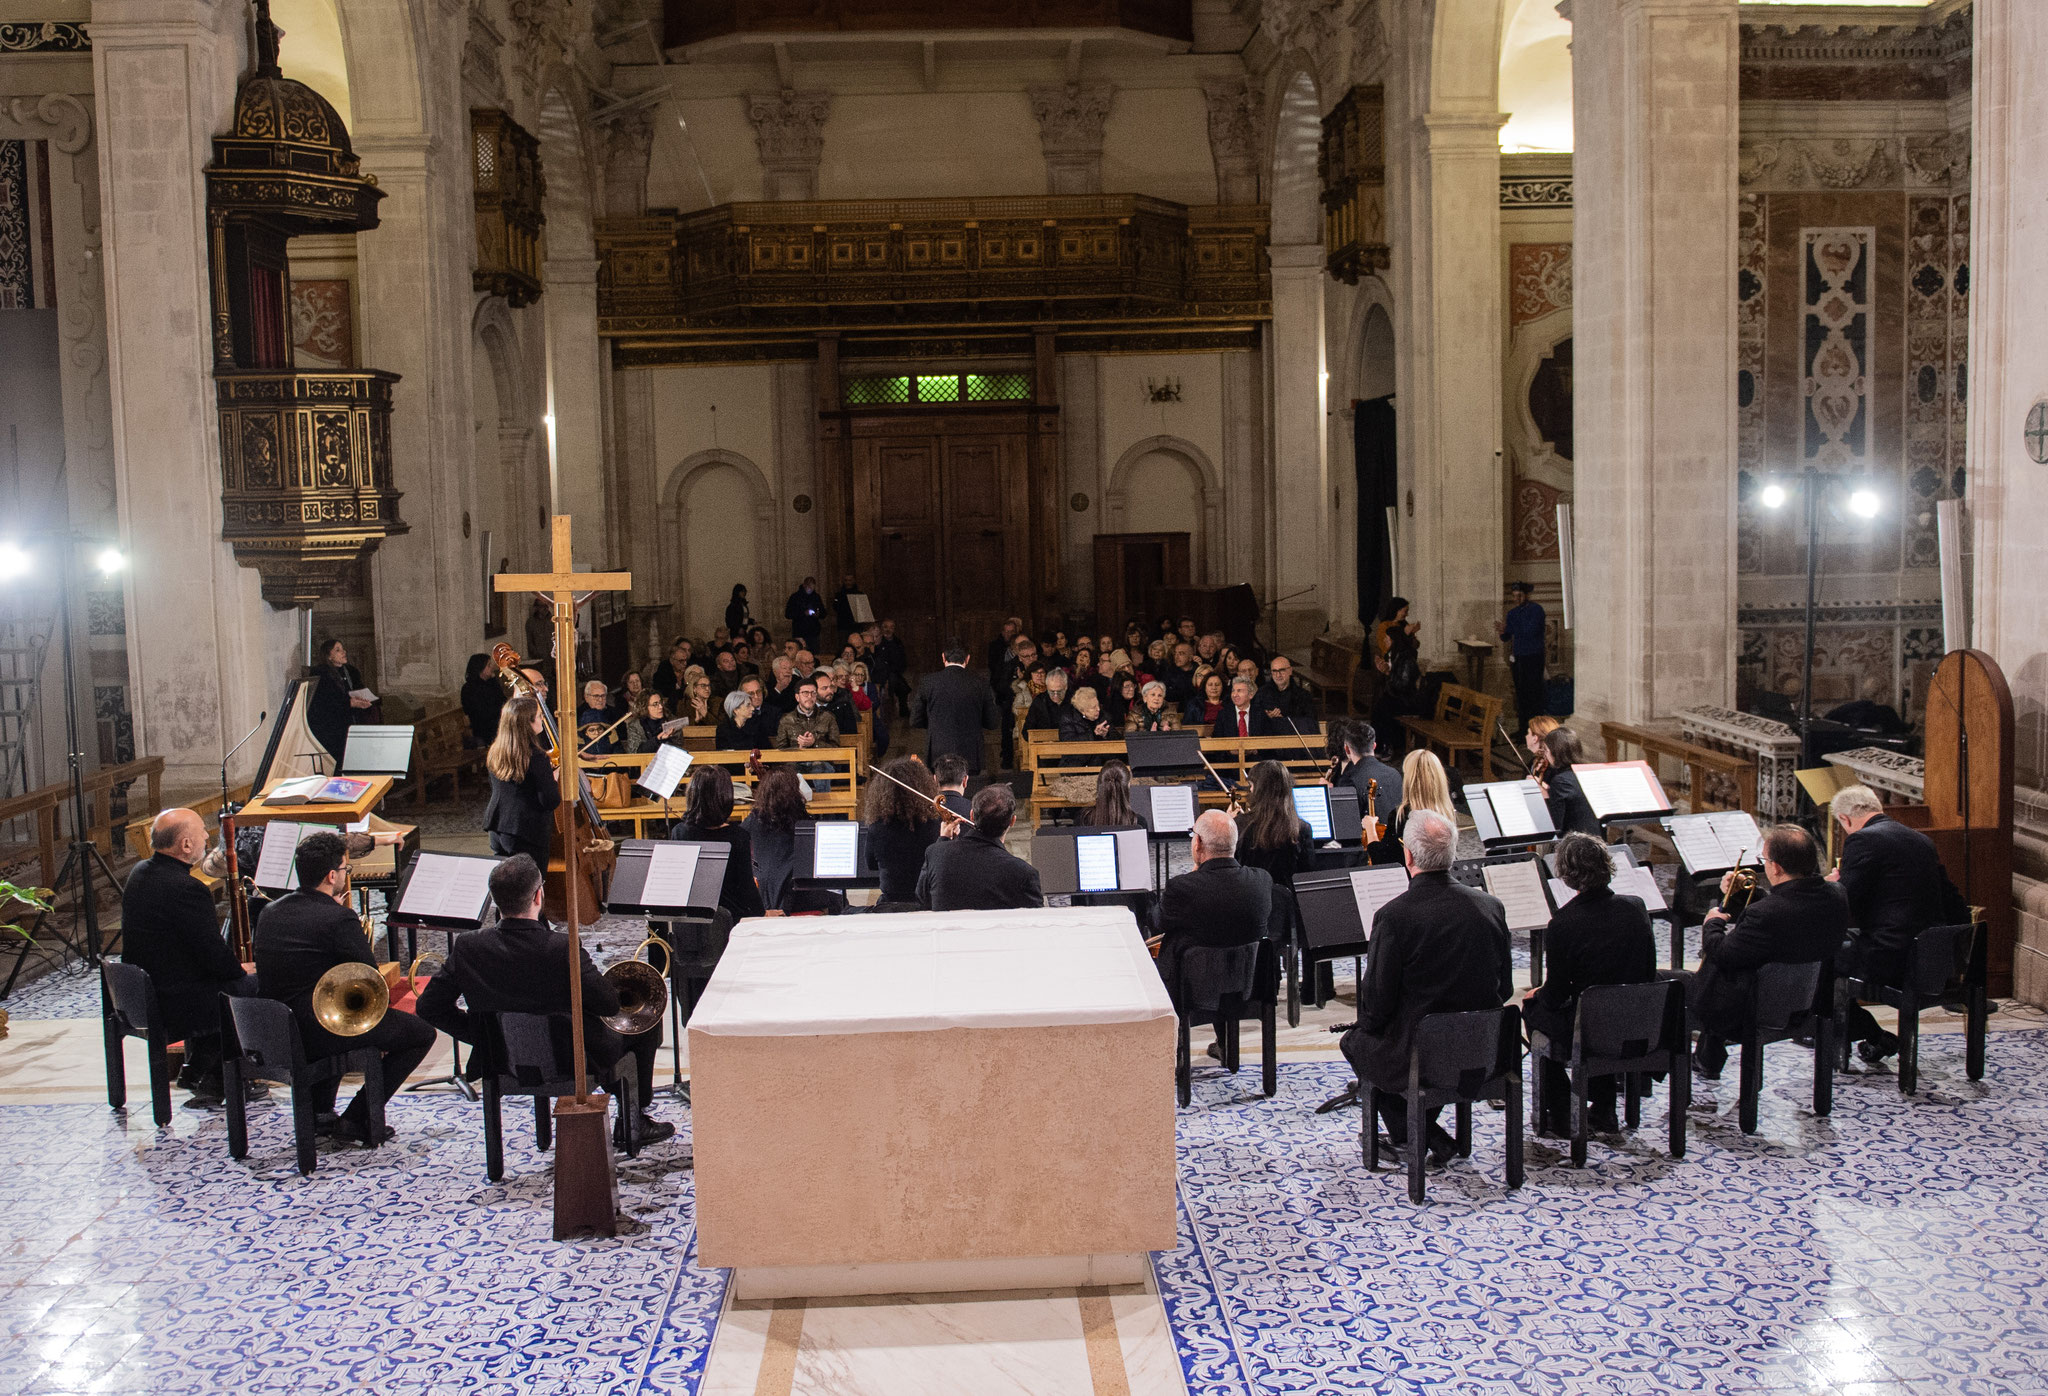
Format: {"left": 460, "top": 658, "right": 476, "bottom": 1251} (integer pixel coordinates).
{"left": 1269, "top": 885, "right": 1302, "bottom": 1027}
{"left": 1366, "top": 1006, "right": 1525, "bottom": 1204}
{"left": 479, "top": 1011, "right": 641, "bottom": 1182}
{"left": 1735, "top": 960, "right": 1833, "bottom": 1135}
{"left": 1173, "top": 940, "right": 1277, "bottom": 1107}
{"left": 1834, "top": 921, "right": 1983, "bottom": 1096}
{"left": 101, "top": 962, "right": 174, "bottom": 1127}
{"left": 222, "top": 996, "right": 384, "bottom": 1176}
{"left": 1529, "top": 979, "right": 1689, "bottom": 1166}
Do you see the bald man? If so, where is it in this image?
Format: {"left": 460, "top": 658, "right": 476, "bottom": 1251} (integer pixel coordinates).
{"left": 1154, "top": 810, "right": 1273, "bottom": 1014}
{"left": 120, "top": 809, "right": 262, "bottom": 1105}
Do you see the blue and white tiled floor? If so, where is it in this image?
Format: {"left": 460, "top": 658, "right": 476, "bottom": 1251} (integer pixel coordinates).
{"left": 4, "top": 1018, "right": 2048, "bottom": 1394}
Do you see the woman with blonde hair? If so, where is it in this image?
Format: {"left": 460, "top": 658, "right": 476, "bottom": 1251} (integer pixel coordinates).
{"left": 1366, "top": 748, "right": 1457, "bottom": 865}
{"left": 483, "top": 694, "right": 559, "bottom": 864}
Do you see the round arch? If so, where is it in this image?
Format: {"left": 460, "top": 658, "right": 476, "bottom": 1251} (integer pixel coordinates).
{"left": 1268, "top": 65, "right": 1324, "bottom": 248}
{"left": 664, "top": 450, "right": 782, "bottom": 639}
{"left": 1103, "top": 436, "right": 1224, "bottom": 584}
{"left": 1430, "top": 0, "right": 1510, "bottom": 115}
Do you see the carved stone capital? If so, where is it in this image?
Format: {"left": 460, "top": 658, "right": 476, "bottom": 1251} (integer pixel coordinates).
{"left": 7, "top": 93, "right": 92, "bottom": 155}
{"left": 600, "top": 105, "right": 659, "bottom": 215}
{"left": 1201, "top": 77, "right": 1262, "bottom": 204}
{"left": 746, "top": 90, "right": 831, "bottom": 168}
{"left": 1027, "top": 83, "right": 1114, "bottom": 158}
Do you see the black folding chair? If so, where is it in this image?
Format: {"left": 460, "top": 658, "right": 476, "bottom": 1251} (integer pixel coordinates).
{"left": 101, "top": 962, "right": 174, "bottom": 1127}
{"left": 1529, "top": 979, "right": 1689, "bottom": 1166}
{"left": 1735, "top": 960, "right": 1833, "bottom": 1135}
{"left": 222, "top": 996, "right": 384, "bottom": 1176}
{"left": 1835, "top": 921, "right": 1983, "bottom": 1096}
{"left": 1172, "top": 940, "right": 1277, "bottom": 1107}
{"left": 479, "top": 1011, "right": 641, "bottom": 1182}
{"left": 1366, "top": 1006, "right": 1525, "bottom": 1204}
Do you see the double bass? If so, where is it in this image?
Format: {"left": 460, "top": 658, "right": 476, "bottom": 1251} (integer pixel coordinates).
{"left": 492, "top": 642, "right": 616, "bottom": 926}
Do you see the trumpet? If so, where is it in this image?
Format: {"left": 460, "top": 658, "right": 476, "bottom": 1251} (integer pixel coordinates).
{"left": 310, "top": 953, "right": 443, "bottom": 1037}
{"left": 602, "top": 936, "right": 671, "bottom": 1036}
{"left": 1721, "top": 849, "right": 1761, "bottom": 917}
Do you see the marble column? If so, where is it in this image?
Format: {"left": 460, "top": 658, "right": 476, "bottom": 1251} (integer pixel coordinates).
{"left": 89, "top": 0, "right": 300, "bottom": 789}
{"left": 1571, "top": 0, "right": 1740, "bottom": 723}
{"left": 1268, "top": 243, "right": 1328, "bottom": 651}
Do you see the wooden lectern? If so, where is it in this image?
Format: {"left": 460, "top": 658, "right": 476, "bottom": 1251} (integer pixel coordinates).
{"left": 1887, "top": 650, "right": 2014, "bottom": 996}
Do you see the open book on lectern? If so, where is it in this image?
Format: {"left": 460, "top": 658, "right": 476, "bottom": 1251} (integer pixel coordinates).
{"left": 1571, "top": 761, "right": 1674, "bottom": 821}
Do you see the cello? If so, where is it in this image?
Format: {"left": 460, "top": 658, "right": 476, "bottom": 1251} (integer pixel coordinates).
{"left": 492, "top": 641, "right": 617, "bottom": 926}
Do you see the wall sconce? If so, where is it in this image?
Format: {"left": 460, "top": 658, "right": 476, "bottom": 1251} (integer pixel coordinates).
{"left": 1145, "top": 377, "right": 1182, "bottom": 405}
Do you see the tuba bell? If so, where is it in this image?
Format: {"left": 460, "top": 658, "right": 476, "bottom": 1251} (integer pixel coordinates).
{"left": 603, "top": 936, "right": 671, "bottom": 1035}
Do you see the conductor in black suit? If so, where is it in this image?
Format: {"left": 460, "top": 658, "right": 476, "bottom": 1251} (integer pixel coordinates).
{"left": 416, "top": 854, "right": 673, "bottom": 1148}
{"left": 1340, "top": 810, "right": 1514, "bottom": 1165}
{"left": 911, "top": 640, "right": 1002, "bottom": 777}
{"left": 1829, "top": 783, "right": 1966, "bottom": 1064}
{"left": 1521, "top": 833, "right": 1656, "bottom": 1136}
{"left": 118, "top": 808, "right": 262, "bottom": 1104}
{"left": 1154, "top": 810, "right": 1273, "bottom": 1011}
{"left": 253, "top": 832, "right": 435, "bottom": 1144}
{"left": 1675, "top": 824, "right": 1846, "bottom": 1080}
{"left": 916, "top": 784, "right": 1043, "bottom": 911}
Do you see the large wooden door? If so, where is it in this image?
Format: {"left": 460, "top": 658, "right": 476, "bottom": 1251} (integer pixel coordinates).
{"left": 870, "top": 439, "right": 943, "bottom": 661}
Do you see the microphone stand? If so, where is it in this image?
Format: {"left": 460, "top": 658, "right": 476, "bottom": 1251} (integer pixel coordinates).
{"left": 219, "top": 712, "right": 269, "bottom": 962}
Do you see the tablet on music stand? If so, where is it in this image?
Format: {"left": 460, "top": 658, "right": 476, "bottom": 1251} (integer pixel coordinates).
{"left": 340, "top": 725, "right": 416, "bottom": 777}
{"left": 1290, "top": 782, "right": 1364, "bottom": 844}
{"left": 790, "top": 820, "right": 876, "bottom": 887}
{"left": 607, "top": 838, "right": 731, "bottom": 917}
{"left": 1030, "top": 827, "right": 1151, "bottom": 895}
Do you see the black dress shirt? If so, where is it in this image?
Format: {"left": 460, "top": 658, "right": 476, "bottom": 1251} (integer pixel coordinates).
{"left": 1837, "top": 814, "right": 1965, "bottom": 959}
{"left": 253, "top": 889, "right": 376, "bottom": 1029}
{"left": 1693, "top": 875, "right": 1848, "bottom": 1033}
{"left": 414, "top": 915, "right": 622, "bottom": 1079}
{"left": 916, "top": 831, "right": 1043, "bottom": 911}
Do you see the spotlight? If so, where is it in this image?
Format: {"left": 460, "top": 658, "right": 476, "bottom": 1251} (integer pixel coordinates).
{"left": 94, "top": 547, "right": 127, "bottom": 576}
{"left": 1759, "top": 483, "right": 1788, "bottom": 510}
{"left": 0, "top": 542, "right": 29, "bottom": 581}
{"left": 1848, "top": 488, "right": 1880, "bottom": 520}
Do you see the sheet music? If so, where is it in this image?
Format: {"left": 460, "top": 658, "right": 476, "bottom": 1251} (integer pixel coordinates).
{"left": 813, "top": 822, "right": 859, "bottom": 879}
{"left": 1148, "top": 785, "right": 1195, "bottom": 834}
{"left": 1577, "top": 763, "right": 1664, "bottom": 818}
{"left": 1481, "top": 859, "right": 1552, "bottom": 931}
{"left": 1348, "top": 865, "right": 1411, "bottom": 938}
{"left": 637, "top": 743, "right": 693, "bottom": 799}
{"left": 1487, "top": 784, "right": 1539, "bottom": 838}
{"left": 1549, "top": 864, "right": 1666, "bottom": 912}
{"left": 848, "top": 593, "right": 875, "bottom": 625}
{"left": 1291, "top": 785, "right": 1333, "bottom": 841}
{"left": 1075, "top": 834, "right": 1119, "bottom": 894}
{"left": 640, "top": 842, "right": 702, "bottom": 908}
{"left": 1666, "top": 811, "right": 1764, "bottom": 873}
{"left": 1707, "top": 810, "right": 1763, "bottom": 858}
{"left": 253, "top": 821, "right": 304, "bottom": 891}
{"left": 396, "top": 853, "right": 495, "bottom": 922}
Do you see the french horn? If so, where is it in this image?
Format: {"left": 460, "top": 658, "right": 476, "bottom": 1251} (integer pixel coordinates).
{"left": 309, "top": 953, "right": 444, "bottom": 1037}
{"left": 603, "top": 936, "right": 671, "bottom": 1036}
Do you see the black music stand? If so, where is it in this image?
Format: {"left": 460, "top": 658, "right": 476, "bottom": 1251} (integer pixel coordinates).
{"left": 1291, "top": 782, "right": 1364, "bottom": 846}
{"left": 790, "top": 820, "right": 879, "bottom": 894}
{"left": 1294, "top": 864, "right": 1409, "bottom": 1112}
{"left": 1465, "top": 778, "right": 1557, "bottom": 850}
{"left": 1125, "top": 731, "right": 1206, "bottom": 779}
{"left": 386, "top": 850, "right": 499, "bottom": 1100}
{"left": 1030, "top": 826, "right": 1152, "bottom": 899}
{"left": 1130, "top": 784, "right": 1200, "bottom": 887}
{"left": 608, "top": 838, "right": 732, "bottom": 1100}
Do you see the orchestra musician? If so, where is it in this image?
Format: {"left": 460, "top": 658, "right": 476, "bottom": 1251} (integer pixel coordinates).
{"left": 253, "top": 831, "right": 434, "bottom": 1144}
{"left": 1537, "top": 726, "right": 1603, "bottom": 838}
{"left": 416, "top": 854, "right": 673, "bottom": 1149}
{"left": 1365, "top": 750, "right": 1458, "bottom": 867}
{"left": 1329, "top": 719, "right": 1403, "bottom": 830}
{"left": 1154, "top": 810, "right": 1273, "bottom": 1016}
{"left": 484, "top": 694, "right": 559, "bottom": 865}
{"left": 1828, "top": 783, "right": 1968, "bottom": 1066}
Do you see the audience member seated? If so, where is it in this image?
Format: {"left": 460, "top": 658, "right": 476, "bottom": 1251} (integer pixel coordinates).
{"left": 813, "top": 669, "right": 858, "bottom": 737}
{"left": 1163, "top": 643, "right": 1200, "bottom": 705}
{"left": 649, "top": 642, "right": 694, "bottom": 702}
{"left": 1234, "top": 760, "right": 1317, "bottom": 888}
{"left": 416, "top": 854, "right": 672, "bottom": 1149}
{"left": 1025, "top": 667, "right": 1071, "bottom": 734}
{"left": 1829, "top": 782, "right": 1967, "bottom": 1065}
{"left": 1060, "top": 685, "right": 1113, "bottom": 746}
{"left": 120, "top": 808, "right": 263, "bottom": 1106}
{"left": 1366, "top": 749, "right": 1457, "bottom": 865}
{"left": 1671, "top": 824, "right": 1845, "bottom": 1082}
{"left": 1521, "top": 833, "right": 1657, "bottom": 1136}
{"left": 1256, "top": 655, "right": 1317, "bottom": 732}
{"left": 578, "top": 680, "right": 619, "bottom": 756}
{"left": 1154, "top": 809, "right": 1273, "bottom": 1012}
{"left": 1339, "top": 811, "right": 1513, "bottom": 1166}
{"left": 254, "top": 832, "right": 435, "bottom": 1144}
{"left": 1184, "top": 672, "right": 1227, "bottom": 730}
{"left": 744, "top": 767, "right": 806, "bottom": 910}
{"left": 670, "top": 765, "right": 764, "bottom": 921}
{"left": 709, "top": 648, "right": 742, "bottom": 700}
{"left": 865, "top": 757, "right": 944, "bottom": 906}
{"left": 714, "top": 690, "right": 756, "bottom": 751}
{"left": 677, "top": 669, "right": 715, "bottom": 726}
{"left": 1332, "top": 719, "right": 1404, "bottom": 831}
{"left": 916, "top": 784, "right": 1043, "bottom": 911}
{"left": 1105, "top": 672, "right": 1139, "bottom": 729}
{"left": 1539, "top": 726, "right": 1604, "bottom": 837}
{"left": 1213, "top": 676, "right": 1276, "bottom": 739}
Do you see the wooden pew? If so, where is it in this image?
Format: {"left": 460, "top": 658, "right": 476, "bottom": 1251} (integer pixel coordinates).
{"left": 594, "top": 747, "right": 861, "bottom": 836}
{"left": 0, "top": 755, "right": 165, "bottom": 891}
{"left": 404, "top": 702, "right": 484, "bottom": 807}
{"left": 1600, "top": 721, "right": 1757, "bottom": 814}
{"left": 1399, "top": 684, "right": 1502, "bottom": 780}
{"left": 1022, "top": 726, "right": 1331, "bottom": 829}
{"left": 1296, "top": 637, "right": 1361, "bottom": 717}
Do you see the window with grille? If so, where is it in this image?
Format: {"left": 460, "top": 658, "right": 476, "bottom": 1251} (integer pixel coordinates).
{"left": 841, "top": 372, "right": 1033, "bottom": 407}
{"left": 843, "top": 376, "right": 911, "bottom": 405}
{"left": 965, "top": 373, "right": 1031, "bottom": 402}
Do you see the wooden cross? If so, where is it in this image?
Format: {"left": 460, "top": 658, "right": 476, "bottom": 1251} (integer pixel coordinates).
{"left": 494, "top": 516, "right": 631, "bottom": 1239}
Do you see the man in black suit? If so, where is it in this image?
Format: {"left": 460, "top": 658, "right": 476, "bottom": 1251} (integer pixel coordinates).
{"left": 1154, "top": 810, "right": 1273, "bottom": 1013}
{"left": 785, "top": 576, "right": 825, "bottom": 647}
{"left": 916, "top": 784, "right": 1043, "bottom": 911}
{"left": 118, "top": 808, "right": 262, "bottom": 1105}
{"left": 1333, "top": 720, "right": 1403, "bottom": 829}
{"left": 253, "top": 832, "right": 434, "bottom": 1144}
{"left": 911, "top": 641, "right": 1002, "bottom": 776}
{"left": 874, "top": 620, "right": 910, "bottom": 716}
{"left": 1212, "top": 676, "right": 1282, "bottom": 739}
{"left": 416, "top": 855, "right": 673, "bottom": 1148}
{"left": 1677, "top": 824, "right": 1846, "bottom": 1080}
{"left": 1340, "top": 810, "right": 1513, "bottom": 1165}
{"left": 1830, "top": 784, "right": 1966, "bottom": 1064}
{"left": 1521, "top": 833, "right": 1657, "bottom": 1135}
{"left": 986, "top": 619, "right": 1025, "bottom": 769}
{"left": 1256, "top": 655, "right": 1319, "bottom": 732}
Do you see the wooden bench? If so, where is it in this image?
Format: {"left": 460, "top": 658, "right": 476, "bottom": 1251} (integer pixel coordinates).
{"left": 1022, "top": 727, "right": 1332, "bottom": 829}
{"left": 1601, "top": 721, "right": 1757, "bottom": 814}
{"left": 594, "top": 747, "right": 861, "bottom": 836}
{"left": 1398, "top": 684, "right": 1502, "bottom": 780}
{"left": 1295, "top": 637, "right": 1362, "bottom": 717}
{"left": 405, "top": 702, "right": 484, "bottom": 806}
{"left": 0, "top": 755, "right": 165, "bottom": 891}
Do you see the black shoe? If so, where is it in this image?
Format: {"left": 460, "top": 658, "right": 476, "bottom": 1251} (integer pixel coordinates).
{"left": 240, "top": 1080, "right": 270, "bottom": 1104}
{"left": 1536, "top": 1116, "right": 1571, "bottom": 1140}
{"left": 313, "top": 1111, "right": 343, "bottom": 1136}
{"left": 183, "top": 1075, "right": 226, "bottom": 1107}
{"left": 1425, "top": 1125, "right": 1459, "bottom": 1169}
{"left": 615, "top": 1114, "right": 677, "bottom": 1149}
{"left": 1590, "top": 1108, "right": 1621, "bottom": 1135}
{"left": 1206, "top": 1040, "right": 1224, "bottom": 1063}
{"left": 1691, "top": 1050, "right": 1724, "bottom": 1082}
{"left": 1857, "top": 1036, "right": 1899, "bottom": 1066}
{"left": 333, "top": 1116, "right": 395, "bottom": 1146}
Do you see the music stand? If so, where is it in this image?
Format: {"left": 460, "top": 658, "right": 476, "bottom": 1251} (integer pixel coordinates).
{"left": 1572, "top": 760, "right": 1675, "bottom": 825}
{"left": 387, "top": 850, "right": 499, "bottom": 1099}
{"left": 340, "top": 725, "right": 416, "bottom": 777}
{"left": 1295, "top": 863, "right": 1409, "bottom": 1113}
{"left": 1290, "top": 781, "right": 1364, "bottom": 846}
{"left": 790, "top": 820, "right": 878, "bottom": 892}
{"left": 608, "top": 838, "right": 731, "bottom": 1098}
{"left": 1130, "top": 784, "right": 1199, "bottom": 885}
{"left": 1125, "top": 731, "right": 1206, "bottom": 778}
{"left": 1465, "top": 778, "right": 1556, "bottom": 849}
{"left": 1030, "top": 827, "right": 1151, "bottom": 897}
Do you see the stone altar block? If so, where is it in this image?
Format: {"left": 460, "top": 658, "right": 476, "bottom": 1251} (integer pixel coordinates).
{"left": 689, "top": 906, "right": 1178, "bottom": 1299}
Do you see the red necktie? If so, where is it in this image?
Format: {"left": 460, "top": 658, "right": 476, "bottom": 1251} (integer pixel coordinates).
{"left": 1238, "top": 710, "right": 1248, "bottom": 737}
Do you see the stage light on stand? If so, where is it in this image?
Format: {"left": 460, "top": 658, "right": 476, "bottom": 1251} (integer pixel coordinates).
{"left": 94, "top": 547, "right": 127, "bottom": 576}
{"left": 0, "top": 542, "right": 29, "bottom": 580}
{"left": 1848, "top": 487, "right": 1880, "bottom": 520}
{"left": 1760, "top": 482, "right": 1788, "bottom": 510}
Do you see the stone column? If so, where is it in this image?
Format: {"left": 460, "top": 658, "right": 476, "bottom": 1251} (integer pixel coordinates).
{"left": 1268, "top": 243, "right": 1328, "bottom": 650}
{"left": 1571, "top": 0, "right": 1740, "bottom": 723}
{"left": 611, "top": 369, "right": 668, "bottom": 667}
{"left": 772, "top": 361, "right": 819, "bottom": 583}
{"left": 1026, "top": 84, "right": 1113, "bottom": 196}
{"left": 746, "top": 90, "right": 830, "bottom": 202}
{"left": 1221, "top": 347, "right": 1266, "bottom": 595}
{"left": 544, "top": 255, "right": 609, "bottom": 563}
{"left": 1059, "top": 353, "right": 1100, "bottom": 611}
{"left": 1201, "top": 77, "right": 1262, "bottom": 204}
{"left": 89, "top": 0, "right": 300, "bottom": 788}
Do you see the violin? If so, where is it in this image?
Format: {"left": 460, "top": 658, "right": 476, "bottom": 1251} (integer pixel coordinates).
{"left": 1364, "top": 777, "right": 1381, "bottom": 846}
{"left": 493, "top": 641, "right": 616, "bottom": 927}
